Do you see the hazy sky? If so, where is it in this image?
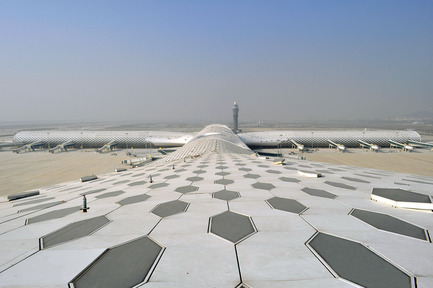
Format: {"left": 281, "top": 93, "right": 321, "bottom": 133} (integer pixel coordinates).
{"left": 1, "top": 1, "right": 432, "bottom": 123}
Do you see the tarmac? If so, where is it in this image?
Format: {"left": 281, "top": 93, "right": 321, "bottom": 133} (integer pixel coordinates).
{"left": 0, "top": 149, "right": 134, "bottom": 197}
{"left": 1, "top": 146, "right": 432, "bottom": 197}
{"left": 304, "top": 148, "right": 433, "bottom": 177}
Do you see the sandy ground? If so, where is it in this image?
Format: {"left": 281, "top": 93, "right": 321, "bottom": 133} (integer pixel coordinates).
{"left": 1, "top": 146, "right": 433, "bottom": 197}
{"left": 303, "top": 148, "right": 433, "bottom": 177}
{"left": 0, "top": 149, "right": 136, "bottom": 197}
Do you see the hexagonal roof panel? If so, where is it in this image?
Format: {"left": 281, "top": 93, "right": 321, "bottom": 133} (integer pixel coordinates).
{"left": 214, "top": 179, "right": 234, "bottom": 185}
{"left": 151, "top": 200, "right": 189, "bottom": 218}
{"left": 279, "top": 177, "right": 300, "bottom": 183}
{"left": 13, "top": 197, "right": 55, "bottom": 207}
{"left": 251, "top": 182, "right": 275, "bottom": 190}
{"left": 174, "top": 185, "right": 199, "bottom": 193}
{"left": 244, "top": 173, "right": 261, "bottom": 179}
{"left": 308, "top": 233, "right": 411, "bottom": 288}
{"left": 95, "top": 190, "right": 125, "bottom": 199}
{"left": 351, "top": 209, "right": 427, "bottom": 240}
{"left": 209, "top": 211, "right": 256, "bottom": 243}
{"left": 18, "top": 201, "right": 65, "bottom": 213}
{"left": 40, "top": 216, "right": 110, "bottom": 249}
{"left": 324, "top": 181, "right": 356, "bottom": 190}
{"left": 80, "top": 188, "right": 106, "bottom": 196}
{"left": 164, "top": 174, "right": 180, "bottom": 180}
{"left": 69, "top": 236, "right": 163, "bottom": 288}
{"left": 213, "top": 190, "right": 240, "bottom": 201}
{"left": 148, "top": 182, "right": 169, "bottom": 189}
{"left": 266, "top": 169, "right": 281, "bottom": 174}
{"left": 342, "top": 176, "right": 370, "bottom": 184}
{"left": 372, "top": 188, "right": 431, "bottom": 203}
{"left": 216, "top": 165, "right": 228, "bottom": 170}
{"left": 186, "top": 176, "right": 204, "bottom": 182}
{"left": 117, "top": 194, "right": 151, "bottom": 206}
{"left": 266, "top": 197, "right": 307, "bottom": 214}
{"left": 301, "top": 187, "right": 336, "bottom": 199}
{"left": 26, "top": 206, "right": 81, "bottom": 225}
{"left": 239, "top": 167, "right": 252, "bottom": 172}
{"left": 128, "top": 181, "right": 147, "bottom": 187}
{"left": 216, "top": 171, "right": 230, "bottom": 176}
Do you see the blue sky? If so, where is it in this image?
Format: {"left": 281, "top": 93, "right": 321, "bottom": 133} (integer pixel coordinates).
{"left": 1, "top": 1, "right": 432, "bottom": 123}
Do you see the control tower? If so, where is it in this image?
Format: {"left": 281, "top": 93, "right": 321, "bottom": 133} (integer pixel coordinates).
{"left": 232, "top": 102, "right": 239, "bottom": 133}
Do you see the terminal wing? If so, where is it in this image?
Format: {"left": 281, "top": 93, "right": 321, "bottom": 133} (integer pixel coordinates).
{"left": 238, "top": 130, "right": 420, "bottom": 150}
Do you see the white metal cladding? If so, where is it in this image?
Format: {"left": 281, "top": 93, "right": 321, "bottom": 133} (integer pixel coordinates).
{"left": 158, "top": 124, "right": 252, "bottom": 162}
{"left": 13, "top": 129, "right": 422, "bottom": 149}
{"left": 13, "top": 131, "right": 194, "bottom": 148}
{"left": 238, "top": 130, "right": 422, "bottom": 148}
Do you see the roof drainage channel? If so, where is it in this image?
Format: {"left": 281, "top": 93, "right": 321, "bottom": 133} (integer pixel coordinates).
{"left": 69, "top": 236, "right": 164, "bottom": 288}
{"left": 308, "top": 232, "right": 412, "bottom": 288}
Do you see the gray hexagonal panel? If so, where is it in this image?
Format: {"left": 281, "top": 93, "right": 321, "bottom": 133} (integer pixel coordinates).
{"left": 239, "top": 167, "right": 252, "bottom": 172}
{"left": 244, "top": 173, "right": 261, "bottom": 179}
{"left": 342, "top": 177, "right": 370, "bottom": 184}
{"left": 279, "top": 177, "right": 300, "bottom": 183}
{"left": 26, "top": 206, "right": 81, "bottom": 225}
{"left": 215, "top": 179, "right": 234, "bottom": 185}
{"left": 209, "top": 211, "right": 256, "bottom": 243}
{"left": 351, "top": 209, "right": 427, "bottom": 240}
{"left": 117, "top": 194, "right": 151, "bottom": 206}
{"left": 95, "top": 191, "right": 125, "bottom": 199}
{"left": 266, "top": 169, "right": 281, "bottom": 174}
{"left": 128, "top": 181, "right": 147, "bottom": 187}
{"left": 151, "top": 200, "right": 189, "bottom": 218}
{"left": 267, "top": 197, "right": 307, "bottom": 214}
{"left": 372, "top": 188, "right": 431, "bottom": 203}
{"left": 252, "top": 182, "right": 275, "bottom": 190}
{"left": 216, "top": 166, "right": 228, "bottom": 170}
{"left": 193, "top": 170, "right": 206, "bottom": 174}
{"left": 213, "top": 190, "right": 240, "bottom": 201}
{"left": 308, "top": 233, "right": 411, "bottom": 288}
{"left": 80, "top": 188, "right": 106, "bottom": 196}
{"left": 175, "top": 185, "right": 199, "bottom": 193}
{"left": 40, "top": 216, "right": 110, "bottom": 249}
{"left": 186, "top": 176, "right": 204, "bottom": 182}
{"left": 301, "top": 187, "right": 336, "bottom": 199}
{"left": 148, "top": 183, "right": 169, "bottom": 189}
{"left": 216, "top": 171, "right": 230, "bottom": 176}
{"left": 13, "top": 197, "right": 55, "bottom": 207}
{"left": 325, "top": 181, "right": 356, "bottom": 190}
{"left": 164, "top": 174, "right": 180, "bottom": 180}
{"left": 18, "top": 201, "right": 65, "bottom": 213}
{"left": 69, "top": 236, "right": 163, "bottom": 288}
